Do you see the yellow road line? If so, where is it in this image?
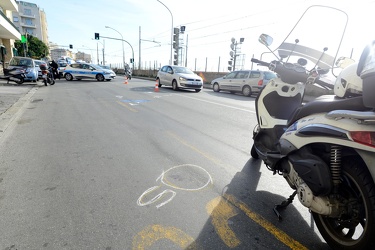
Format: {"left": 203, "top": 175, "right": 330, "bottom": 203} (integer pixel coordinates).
{"left": 224, "top": 194, "right": 308, "bottom": 250}
{"left": 167, "top": 131, "right": 307, "bottom": 249}
{"left": 166, "top": 131, "right": 222, "bottom": 165}
{"left": 116, "top": 100, "right": 138, "bottom": 112}
{"left": 132, "top": 224, "right": 200, "bottom": 250}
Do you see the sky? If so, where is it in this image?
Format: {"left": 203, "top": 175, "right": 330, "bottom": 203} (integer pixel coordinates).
{"left": 26, "top": 0, "right": 375, "bottom": 71}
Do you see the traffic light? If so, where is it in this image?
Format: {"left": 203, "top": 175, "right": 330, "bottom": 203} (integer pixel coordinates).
{"left": 130, "top": 58, "right": 134, "bottom": 63}
{"left": 173, "top": 28, "right": 179, "bottom": 65}
{"left": 95, "top": 33, "right": 100, "bottom": 40}
{"left": 69, "top": 44, "right": 73, "bottom": 49}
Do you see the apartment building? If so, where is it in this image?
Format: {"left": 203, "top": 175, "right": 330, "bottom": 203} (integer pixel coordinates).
{"left": 0, "top": 0, "right": 21, "bottom": 70}
{"left": 12, "top": 1, "right": 48, "bottom": 45}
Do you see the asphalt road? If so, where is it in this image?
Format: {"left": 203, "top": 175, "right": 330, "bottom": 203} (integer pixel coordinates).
{"left": 0, "top": 77, "right": 330, "bottom": 249}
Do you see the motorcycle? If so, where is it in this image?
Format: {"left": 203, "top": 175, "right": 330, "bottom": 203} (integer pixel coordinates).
{"left": 39, "top": 63, "right": 55, "bottom": 86}
{"left": 2, "top": 66, "right": 26, "bottom": 84}
{"left": 250, "top": 5, "right": 375, "bottom": 249}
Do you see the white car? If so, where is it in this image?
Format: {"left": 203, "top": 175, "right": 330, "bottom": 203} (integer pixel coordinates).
{"left": 156, "top": 65, "right": 203, "bottom": 92}
{"left": 97, "top": 65, "right": 116, "bottom": 79}
{"left": 33, "top": 59, "right": 46, "bottom": 80}
{"left": 63, "top": 63, "right": 114, "bottom": 81}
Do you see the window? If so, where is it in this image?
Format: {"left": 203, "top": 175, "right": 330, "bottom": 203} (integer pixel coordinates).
{"left": 250, "top": 71, "right": 261, "bottom": 78}
{"left": 23, "top": 9, "right": 32, "bottom": 16}
{"left": 161, "top": 66, "right": 168, "bottom": 72}
{"left": 71, "top": 64, "right": 82, "bottom": 69}
{"left": 25, "top": 28, "right": 34, "bottom": 35}
{"left": 25, "top": 18, "right": 33, "bottom": 25}
{"left": 264, "top": 72, "right": 277, "bottom": 80}
{"left": 225, "top": 72, "right": 237, "bottom": 79}
{"left": 13, "top": 16, "right": 19, "bottom": 22}
{"left": 235, "top": 71, "right": 249, "bottom": 79}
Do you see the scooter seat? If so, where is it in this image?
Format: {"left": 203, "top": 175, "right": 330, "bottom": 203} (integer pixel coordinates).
{"left": 287, "top": 95, "right": 370, "bottom": 126}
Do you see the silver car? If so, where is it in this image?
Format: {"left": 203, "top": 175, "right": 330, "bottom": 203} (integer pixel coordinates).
{"left": 157, "top": 65, "right": 203, "bottom": 92}
{"left": 211, "top": 70, "right": 276, "bottom": 96}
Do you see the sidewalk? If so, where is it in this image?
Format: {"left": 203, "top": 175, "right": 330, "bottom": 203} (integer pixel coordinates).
{"left": 0, "top": 80, "right": 37, "bottom": 115}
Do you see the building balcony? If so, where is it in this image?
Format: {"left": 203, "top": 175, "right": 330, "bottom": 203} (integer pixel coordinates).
{"left": 0, "top": 0, "right": 18, "bottom": 12}
{"left": 0, "top": 9, "right": 21, "bottom": 40}
{"left": 21, "top": 22, "right": 36, "bottom": 28}
{"left": 19, "top": 13, "right": 35, "bottom": 18}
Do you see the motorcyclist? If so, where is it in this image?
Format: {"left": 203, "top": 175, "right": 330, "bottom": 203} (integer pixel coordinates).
{"left": 49, "top": 60, "right": 60, "bottom": 80}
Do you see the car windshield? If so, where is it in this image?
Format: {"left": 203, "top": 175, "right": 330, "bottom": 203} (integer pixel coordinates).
{"left": 173, "top": 67, "right": 194, "bottom": 74}
{"left": 9, "top": 58, "right": 33, "bottom": 67}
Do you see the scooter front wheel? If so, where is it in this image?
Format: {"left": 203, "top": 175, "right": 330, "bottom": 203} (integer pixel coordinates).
{"left": 251, "top": 145, "right": 259, "bottom": 159}
{"left": 312, "top": 158, "right": 375, "bottom": 249}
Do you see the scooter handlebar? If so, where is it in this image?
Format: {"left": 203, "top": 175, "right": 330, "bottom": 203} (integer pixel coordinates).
{"left": 251, "top": 58, "right": 270, "bottom": 67}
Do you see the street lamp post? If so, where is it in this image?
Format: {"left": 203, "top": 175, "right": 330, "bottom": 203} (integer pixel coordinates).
{"left": 157, "top": 0, "right": 173, "bottom": 65}
{"left": 105, "top": 26, "right": 125, "bottom": 71}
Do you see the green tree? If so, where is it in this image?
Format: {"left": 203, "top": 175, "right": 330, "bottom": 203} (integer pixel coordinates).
{"left": 14, "top": 35, "right": 49, "bottom": 59}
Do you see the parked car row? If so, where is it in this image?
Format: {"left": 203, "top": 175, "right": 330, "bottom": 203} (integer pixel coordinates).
{"left": 156, "top": 65, "right": 276, "bottom": 96}
{"left": 4, "top": 56, "right": 117, "bottom": 83}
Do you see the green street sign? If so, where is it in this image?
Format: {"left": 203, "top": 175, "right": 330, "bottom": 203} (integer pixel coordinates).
{"left": 21, "top": 35, "right": 27, "bottom": 43}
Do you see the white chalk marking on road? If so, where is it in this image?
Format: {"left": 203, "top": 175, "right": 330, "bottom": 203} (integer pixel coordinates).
{"left": 156, "top": 164, "right": 213, "bottom": 191}
{"left": 137, "top": 186, "right": 176, "bottom": 209}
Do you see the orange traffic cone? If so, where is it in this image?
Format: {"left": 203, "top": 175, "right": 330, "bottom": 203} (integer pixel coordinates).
{"left": 154, "top": 80, "right": 159, "bottom": 92}
{"left": 124, "top": 76, "right": 128, "bottom": 84}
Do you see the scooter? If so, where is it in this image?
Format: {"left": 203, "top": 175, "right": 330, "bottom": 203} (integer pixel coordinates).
{"left": 39, "top": 63, "right": 55, "bottom": 86}
{"left": 1, "top": 66, "right": 26, "bottom": 84}
{"left": 250, "top": 5, "right": 375, "bottom": 249}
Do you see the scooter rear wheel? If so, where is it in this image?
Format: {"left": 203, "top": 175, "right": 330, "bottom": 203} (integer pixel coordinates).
{"left": 312, "top": 158, "right": 375, "bottom": 249}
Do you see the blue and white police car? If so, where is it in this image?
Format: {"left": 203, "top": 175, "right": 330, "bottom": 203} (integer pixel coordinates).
{"left": 63, "top": 63, "right": 114, "bottom": 81}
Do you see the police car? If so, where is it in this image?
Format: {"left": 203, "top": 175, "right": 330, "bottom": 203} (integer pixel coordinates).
{"left": 63, "top": 63, "right": 114, "bottom": 81}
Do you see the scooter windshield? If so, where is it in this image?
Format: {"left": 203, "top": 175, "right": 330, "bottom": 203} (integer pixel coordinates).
{"left": 273, "top": 5, "right": 348, "bottom": 76}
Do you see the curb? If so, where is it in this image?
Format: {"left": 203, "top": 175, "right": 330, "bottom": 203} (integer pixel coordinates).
{"left": 0, "top": 87, "right": 38, "bottom": 135}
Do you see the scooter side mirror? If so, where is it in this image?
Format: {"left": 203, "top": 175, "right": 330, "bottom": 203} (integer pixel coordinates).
{"left": 259, "top": 34, "right": 273, "bottom": 47}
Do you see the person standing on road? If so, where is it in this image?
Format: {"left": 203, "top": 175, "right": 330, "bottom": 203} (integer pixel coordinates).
{"left": 50, "top": 60, "right": 60, "bottom": 80}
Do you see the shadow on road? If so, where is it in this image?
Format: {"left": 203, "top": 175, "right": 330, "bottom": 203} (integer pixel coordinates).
{"left": 187, "top": 158, "right": 330, "bottom": 249}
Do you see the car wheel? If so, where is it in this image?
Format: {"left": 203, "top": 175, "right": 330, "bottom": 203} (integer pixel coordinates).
{"left": 96, "top": 74, "right": 105, "bottom": 81}
{"left": 65, "top": 73, "right": 73, "bottom": 81}
{"left": 157, "top": 78, "right": 162, "bottom": 88}
{"left": 242, "top": 85, "right": 252, "bottom": 97}
{"left": 213, "top": 83, "right": 220, "bottom": 92}
{"left": 195, "top": 89, "right": 201, "bottom": 93}
{"left": 172, "top": 80, "right": 179, "bottom": 91}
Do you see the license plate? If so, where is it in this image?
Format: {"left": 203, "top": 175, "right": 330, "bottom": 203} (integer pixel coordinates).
{"left": 42, "top": 75, "right": 47, "bottom": 79}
